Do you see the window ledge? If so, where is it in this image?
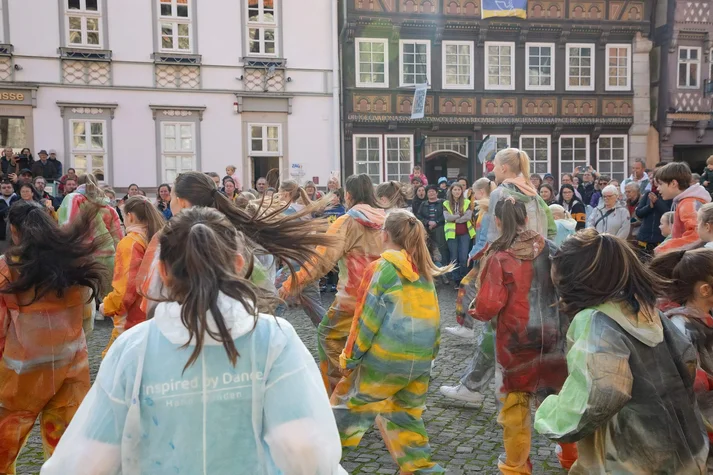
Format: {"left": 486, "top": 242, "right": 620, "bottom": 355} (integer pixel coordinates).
{"left": 59, "top": 47, "right": 111, "bottom": 61}
{"left": 243, "top": 57, "right": 286, "bottom": 68}
{"left": 152, "top": 52, "right": 202, "bottom": 65}
{"left": 0, "top": 44, "right": 13, "bottom": 56}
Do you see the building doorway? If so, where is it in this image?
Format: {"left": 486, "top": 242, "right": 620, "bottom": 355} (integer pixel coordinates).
{"left": 423, "top": 137, "right": 469, "bottom": 184}
{"left": 250, "top": 156, "right": 281, "bottom": 189}
{"left": 673, "top": 145, "right": 713, "bottom": 175}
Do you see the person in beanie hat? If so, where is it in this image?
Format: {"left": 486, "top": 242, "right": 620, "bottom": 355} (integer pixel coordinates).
{"left": 31, "top": 150, "right": 59, "bottom": 181}
{"left": 437, "top": 177, "right": 448, "bottom": 200}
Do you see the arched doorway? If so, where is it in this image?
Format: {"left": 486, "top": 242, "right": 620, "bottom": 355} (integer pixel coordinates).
{"left": 424, "top": 137, "right": 469, "bottom": 183}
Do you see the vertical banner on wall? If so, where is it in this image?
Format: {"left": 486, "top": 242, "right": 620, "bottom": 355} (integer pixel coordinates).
{"left": 481, "top": 0, "right": 527, "bottom": 19}
{"left": 411, "top": 84, "right": 428, "bottom": 120}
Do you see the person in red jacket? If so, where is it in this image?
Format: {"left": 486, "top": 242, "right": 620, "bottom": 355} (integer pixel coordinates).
{"left": 656, "top": 162, "right": 712, "bottom": 254}
{"left": 409, "top": 165, "right": 428, "bottom": 186}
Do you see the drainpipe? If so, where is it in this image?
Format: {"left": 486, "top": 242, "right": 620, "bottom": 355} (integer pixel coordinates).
{"left": 331, "top": 0, "right": 342, "bottom": 178}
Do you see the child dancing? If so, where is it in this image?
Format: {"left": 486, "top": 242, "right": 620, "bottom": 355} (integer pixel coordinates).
{"left": 331, "top": 210, "right": 450, "bottom": 474}
{"left": 469, "top": 197, "right": 575, "bottom": 474}
{"left": 535, "top": 230, "right": 708, "bottom": 473}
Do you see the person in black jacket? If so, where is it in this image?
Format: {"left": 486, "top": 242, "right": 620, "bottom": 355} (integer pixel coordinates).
{"left": 0, "top": 180, "right": 18, "bottom": 253}
{"left": 418, "top": 185, "right": 449, "bottom": 278}
{"left": 30, "top": 150, "right": 59, "bottom": 181}
{"left": 557, "top": 184, "right": 586, "bottom": 230}
{"left": 635, "top": 185, "right": 672, "bottom": 259}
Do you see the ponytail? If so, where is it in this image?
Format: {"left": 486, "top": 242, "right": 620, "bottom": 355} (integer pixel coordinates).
{"left": 123, "top": 196, "right": 167, "bottom": 242}
{"left": 77, "top": 173, "right": 105, "bottom": 201}
{"left": 383, "top": 209, "right": 453, "bottom": 281}
{"left": 279, "top": 180, "right": 312, "bottom": 205}
{"left": 494, "top": 148, "right": 530, "bottom": 178}
{"left": 490, "top": 197, "right": 528, "bottom": 252}
{"left": 649, "top": 248, "right": 713, "bottom": 305}
{"left": 376, "top": 181, "right": 408, "bottom": 209}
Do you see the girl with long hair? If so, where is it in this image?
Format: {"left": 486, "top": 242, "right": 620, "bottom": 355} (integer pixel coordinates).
{"left": 557, "top": 184, "right": 586, "bottom": 230}
{"left": 411, "top": 184, "right": 427, "bottom": 215}
{"left": 58, "top": 173, "right": 123, "bottom": 298}
{"left": 534, "top": 230, "right": 708, "bottom": 473}
{"left": 444, "top": 182, "right": 474, "bottom": 287}
{"left": 0, "top": 201, "right": 107, "bottom": 473}
{"left": 650, "top": 249, "right": 713, "bottom": 447}
{"left": 279, "top": 174, "right": 385, "bottom": 394}
{"left": 469, "top": 198, "right": 575, "bottom": 473}
{"left": 304, "top": 180, "right": 323, "bottom": 201}
{"left": 156, "top": 183, "right": 172, "bottom": 220}
{"left": 137, "top": 172, "right": 336, "bottom": 315}
{"left": 99, "top": 196, "right": 166, "bottom": 357}
{"left": 43, "top": 207, "right": 345, "bottom": 475}
{"left": 376, "top": 180, "right": 408, "bottom": 213}
{"left": 441, "top": 148, "right": 556, "bottom": 403}
{"left": 332, "top": 210, "right": 450, "bottom": 474}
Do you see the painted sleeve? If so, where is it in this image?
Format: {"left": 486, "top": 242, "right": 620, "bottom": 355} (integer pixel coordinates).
{"left": 470, "top": 212, "right": 492, "bottom": 259}
{"left": 136, "top": 233, "right": 163, "bottom": 314}
{"left": 543, "top": 198, "right": 558, "bottom": 240}
{"left": 282, "top": 215, "right": 350, "bottom": 293}
{"left": 534, "top": 310, "right": 633, "bottom": 444}
{"left": 657, "top": 200, "right": 702, "bottom": 253}
{"left": 103, "top": 237, "right": 142, "bottom": 318}
{"left": 340, "top": 261, "right": 394, "bottom": 370}
{"left": 470, "top": 254, "right": 507, "bottom": 322}
{"left": 615, "top": 210, "right": 631, "bottom": 239}
{"left": 57, "top": 194, "right": 79, "bottom": 226}
{"left": 264, "top": 322, "right": 343, "bottom": 475}
{"left": 105, "top": 206, "right": 124, "bottom": 248}
{"left": 0, "top": 260, "right": 11, "bottom": 357}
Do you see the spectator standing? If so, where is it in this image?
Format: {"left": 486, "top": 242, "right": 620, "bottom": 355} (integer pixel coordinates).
{"left": 443, "top": 182, "right": 474, "bottom": 287}
{"left": 530, "top": 173, "right": 542, "bottom": 189}
{"left": 304, "top": 180, "right": 323, "bottom": 201}
{"left": 538, "top": 184, "right": 556, "bottom": 205}
{"left": 701, "top": 155, "right": 713, "bottom": 198}
{"left": 587, "top": 185, "right": 630, "bottom": 239}
{"left": 15, "top": 147, "right": 33, "bottom": 171}
{"left": 574, "top": 167, "right": 597, "bottom": 205}
{"left": 542, "top": 173, "right": 555, "bottom": 188}
{"left": 621, "top": 158, "right": 649, "bottom": 195}
{"left": 411, "top": 184, "right": 427, "bottom": 215}
{"left": 222, "top": 177, "right": 239, "bottom": 203}
{"left": 0, "top": 181, "right": 18, "bottom": 253}
{"left": 58, "top": 168, "right": 78, "bottom": 195}
{"left": 418, "top": 185, "right": 448, "bottom": 274}
{"left": 409, "top": 165, "right": 428, "bottom": 185}
{"left": 31, "top": 150, "right": 59, "bottom": 180}
{"left": 156, "top": 183, "right": 172, "bottom": 220}
{"left": 122, "top": 183, "right": 140, "bottom": 202}
{"left": 624, "top": 182, "right": 642, "bottom": 237}
{"left": 557, "top": 184, "right": 586, "bottom": 230}
{"left": 656, "top": 162, "right": 712, "bottom": 253}
{"left": 437, "top": 177, "right": 448, "bottom": 199}
{"left": 255, "top": 176, "right": 267, "bottom": 196}
{"left": 33, "top": 176, "right": 62, "bottom": 210}
{"left": 559, "top": 174, "right": 583, "bottom": 201}
{"left": 635, "top": 167, "right": 672, "bottom": 257}
{"left": 47, "top": 149, "right": 62, "bottom": 177}
{"left": 589, "top": 175, "right": 611, "bottom": 208}
{"left": 11, "top": 169, "right": 33, "bottom": 195}
{"left": 0, "top": 147, "right": 18, "bottom": 177}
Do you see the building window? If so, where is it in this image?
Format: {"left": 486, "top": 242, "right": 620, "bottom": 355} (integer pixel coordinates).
{"left": 597, "top": 135, "right": 627, "bottom": 183}
{"left": 525, "top": 43, "right": 554, "bottom": 91}
{"left": 356, "top": 38, "right": 388, "bottom": 88}
{"left": 66, "top": 0, "right": 102, "bottom": 48}
{"left": 559, "top": 135, "right": 590, "bottom": 175}
{"left": 678, "top": 47, "right": 701, "bottom": 89}
{"left": 70, "top": 119, "right": 107, "bottom": 181}
{"left": 354, "top": 135, "right": 382, "bottom": 184}
{"left": 247, "top": 0, "right": 277, "bottom": 56}
{"left": 443, "top": 41, "right": 474, "bottom": 89}
{"left": 485, "top": 42, "right": 515, "bottom": 90}
{"left": 158, "top": 0, "right": 192, "bottom": 53}
{"left": 566, "top": 44, "right": 595, "bottom": 91}
{"left": 248, "top": 123, "right": 282, "bottom": 156}
{"left": 520, "top": 135, "right": 550, "bottom": 175}
{"left": 161, "top": 122, "right": 196, "bottom": 183}
{"left": 606, "top": 44, "right": 631, "bottom": 91}
{"left": 385, "top": 135, "right": 413, "bottom": 182}
{"left": 399, "top": 40, "right": 430, "bottom": 87}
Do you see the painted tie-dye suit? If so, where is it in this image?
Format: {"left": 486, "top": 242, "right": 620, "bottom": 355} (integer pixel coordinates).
{"left": 282, "top": 204, "right": 385, "bottom": 393}
{"left": 470, "top": 231, "right": 573, "bottom": 474}
{"left": 331, "top": 249, "right": 444, "bottom": 474}
{"left": 535, "top": 303, "right": 709, "bottom": 474}
{"left": 101, "top": 231, "right": 148, "bottom": 357}
{"left": 57, "top": 187, "right": 123, "bottom": 296}
{"left": 0, "top": 258, "right": 93, "bottom": 474}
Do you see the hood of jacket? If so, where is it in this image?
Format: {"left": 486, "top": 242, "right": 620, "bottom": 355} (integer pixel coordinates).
{"left": 664, "top": 306, "right": 713, "bottom": 329}
{"left": 674, "top": 183, "right": 712, "bottom": 206}
{"left": 347, "top": 203, "right": 386, "bottom": 230}
{"left": 502, "top": 176, "right": 538, "bottom": 197}
{"left": 75, "top": 184, "right": 111, "bottom": 206}
{"left": 153, "top": 292, "right": 258, "bottom": 345}
{"left": 595, "top": 301, "right": 663, "bottom": 347}
{"left": 382, "top": 249, "right": 420, "bottom": 282}
{"left": 504, "top": 229, "right": 545, "bottom": 261}
{"left": 557, "top": 217, "right": 577, "bottom": 231}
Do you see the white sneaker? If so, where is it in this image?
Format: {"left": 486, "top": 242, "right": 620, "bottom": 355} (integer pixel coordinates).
{"left": 439, "top": 384, "right": 485, "bottom": 403}
{"left": 444, "top": 326, "right": 475, "bottom": 339}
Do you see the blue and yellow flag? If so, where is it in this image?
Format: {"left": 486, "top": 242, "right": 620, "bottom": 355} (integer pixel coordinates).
{"left": 482, "top": 0, "right": 527, "bottom": 19}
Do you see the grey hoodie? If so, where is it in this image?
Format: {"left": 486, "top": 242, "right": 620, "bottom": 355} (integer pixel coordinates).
{"left": 587, "top": 202, "right": 631, "bottom": 239}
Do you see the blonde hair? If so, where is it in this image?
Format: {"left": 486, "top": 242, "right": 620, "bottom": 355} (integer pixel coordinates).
{"left": 376, "top": 181, "right": 408, "bottom": 209}
{"left": 699, "top": 202, "right": 713, "bottom": 224}
{"left": 77, "top": 173, "right": 104, "bottom": 200}
{"left": 279, "top": 180, "right": 311, "bottom": 205}
{"left": 548, "top": 203, "right": 570, "bottom": 220}
{"left": 494, "top": 148, "right": 530, "bottom": 178}
{"left": 474, "top": 177, "right": 494, "bottom": 196}
{"left": 707, "top": 155, "right": 713, "bottom": 166}
{"left": 384, "top": 210, "right": 452, "bottom": 282}
{"left": 662, "top": 211, "right": 675, "bottom": 226}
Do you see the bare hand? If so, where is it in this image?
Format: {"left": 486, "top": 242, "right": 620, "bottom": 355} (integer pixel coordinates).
{"left": 8, "top": 173, "right": 16, "bottom": 183}
{"left": 705, "top": 181, "right": 710, "bottom": 187}
{"left": 98, "top": 303, "right": 105, "bottom": 316}
{"left": 648, "top": 192, "right": 657, "bottom": 207}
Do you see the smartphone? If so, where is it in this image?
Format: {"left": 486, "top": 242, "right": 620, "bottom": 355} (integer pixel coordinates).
{"left": 578, "top": 166, "right": 588, "bottom": 172}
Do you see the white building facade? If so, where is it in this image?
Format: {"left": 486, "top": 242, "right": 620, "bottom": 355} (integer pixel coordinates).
{"left": 0, "top": 0, "right": 340, "bottom": 191}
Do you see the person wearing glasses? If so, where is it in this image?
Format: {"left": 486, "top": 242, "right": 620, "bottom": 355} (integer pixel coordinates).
{"left": 587, "top": 185, "right": 630, "bottom": 239}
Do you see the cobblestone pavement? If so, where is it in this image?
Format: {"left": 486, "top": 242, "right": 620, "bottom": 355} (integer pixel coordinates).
{"left": 18, "top": 285, "right": 565, "bottom": 474}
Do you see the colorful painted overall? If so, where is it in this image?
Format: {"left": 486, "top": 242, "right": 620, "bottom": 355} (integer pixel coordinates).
{"left": 101, "top": 229, "right": 148, "bottom": 357}
{"left": 282, "top": 204, "right": 385, "bottom": 394}
{"left": 0, "top": 258, "right": 93, "bottom": 474}
{"left": 535, "top": 303, "right": 709, "bottom": 474}
{"left": 331, "top": 250, "right": 443, "bottom": 474}
{"left": 470, "top": 232, "right": 575, "bottom": 474}
{"left": 57, "top": 185, "right": 123, "bottom": 297}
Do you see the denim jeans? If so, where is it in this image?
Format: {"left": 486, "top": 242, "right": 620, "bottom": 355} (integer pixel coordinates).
{"left": 447, "top": 233, "right": 471, "bottom": 283}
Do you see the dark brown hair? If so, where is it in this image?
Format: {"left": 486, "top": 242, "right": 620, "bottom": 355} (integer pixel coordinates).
{"left": 447, "top": 183, "right": 466, "bottom": 214}
{"left": 376, "top": 180, "right": 408, "bottom": 209}
{"left": 345, "top": 174, "right": 379, "bottom": 208}
{"left": 2, "top": 200, "right": 108, "bottom": 302}
{"left": 123, "top": 196, "right": 167, "bottom": 242}
{"left": 265, "top": 168, "right": 280, "bottom": 190}
{"left": 552, "top": 229, "right": 665, "bottom": 316}
{"left": 655, "top": 162, "right": 692, "bottom": 191}
{"left": 159, "top": 207, "right": 271, "bottom": 371}
{"left": 650, "top": 248, "right": 713, "bottom": 305}
{"left": 279, "top": 180, "right": 311, "bottom": 205}
{"left": 490, "top": 198, "right": 528, "bottom": 252}
{"left": 173, "top": 172, "right": 339, "bottom": 286}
